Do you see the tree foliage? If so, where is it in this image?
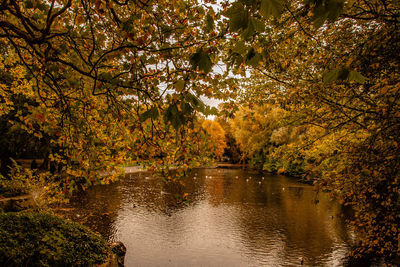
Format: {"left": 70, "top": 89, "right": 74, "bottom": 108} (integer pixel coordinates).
{"left": 222, "top": 0, "right": 400, "bottom": 260}
{"left": 201, "top": 119, "right": 227, "bottom": 160}
{"left": 0, "top": 0, "right": 225, "bottom": 194}
{"left": 0, "top": 212, "right": 109, "bottom": 266}
{"left": 0, "top": 0, "right": 399, "bottom": 261}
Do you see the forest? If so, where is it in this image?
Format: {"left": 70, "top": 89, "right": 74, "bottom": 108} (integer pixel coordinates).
{"left": 0, "top": 0, "right": 399, "bottom": 265}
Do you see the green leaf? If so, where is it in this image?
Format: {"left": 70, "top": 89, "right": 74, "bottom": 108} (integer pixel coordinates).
{"left": 174, "top": 80, "right": 185, "bottom": 91}
{"left": 99, "top": 72, "right": 113, "bottom": 81}
{"left": 327, "top": 0, "right": 344, "bottom": 21}
{"left": 260, "top": 0, "right": 283, "bottom": 19}
{"left": 241, "top": 19, "right": 255, "bottom": 40}
{"left": 348, "top": 70, "right": 367, "bottom": 83}
{"left": 323, "top": 68, "right": 367, "bottom": 83}
{"left": 312, "top": 5, "right": 329, "bottom": 29}
{"left": 185, "top": 93, "right": 204, "bottom": 111}
{"left": 140, "top": 106, "right": 159, "bottom": 122}
{"left": 250, "top": 17, "right": 265, "bottom": 33}
{"left": 163, "top": 104, "right": 185, "bottom": 130}
{"left": 229, "top": 53, "right": 244, "bottom": 69}
{"left": 323, "top": 68, "right": 348, "bottom": 83}
{"left": 312, "top": 0, "right": 344, "bottom": 28}
{"left": 182, "top": 102, "right": 193, "bottom": 115}
{"left": 313, "top": 13, "right": 328, "bottom": 29}
{"left": 205, "top": 13, "right": 214, "bottom": 32}
{"left": 337, "top": 68, "right": 350, "bottom": 80}
{"left": 246, "top": 48, "right": 262, "bottom": 67}
{"left": 240, "top": 16, "right": 265, "bottom": 40}
{"left": 147, "top": 57, "right": 157, "bottom": 65}
{"left": 210, "top": 107, "right": 219, "bottom": 115}
{"left": 232, "top": 40, "right": 247, "bottom": 55}
{"left": 110, "top": 78, "right": 120, "bottom": 85}
{"left": 25, "top": 0, "right": 34, "bottom": 8}
{"left": 190, "top": 49, "right": 213, "bottom": 74}
{"left": 204, "top": 106, "right": 219, "bottom": 116}
{"left": 323, "top": 69, "right": 340, "bottom": 83}
{"left": 225, "top": 2, "right": 249, "bottom": 31}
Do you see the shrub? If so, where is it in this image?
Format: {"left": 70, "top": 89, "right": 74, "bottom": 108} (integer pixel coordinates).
{"left": 0, "top": 160, "right": 35, "bottom": 197}
{"left": 0, "top": 212, "right": 109, "bottom": 266}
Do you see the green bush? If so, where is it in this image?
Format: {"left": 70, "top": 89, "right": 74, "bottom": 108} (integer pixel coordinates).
{"left": 0, "top": 160, "right": 35, "bottom": 197}
{"left": 249, "top": 151, "right": 266, "bottom": 170}
{"left": 0, "top": 212, "right": 110, "bottom": 266}
{"left": 262, "top": 156, "right": 278, "bottom": 173}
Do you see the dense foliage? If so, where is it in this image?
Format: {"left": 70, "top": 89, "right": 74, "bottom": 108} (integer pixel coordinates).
{"left": 0, "top": 0, "right": 398, "bottom": 262}
{"left": 201, "top": 119, "right": 227, "bottom": 160}
{"left": 0, "top": 212, "right": 109, "bottom": 266}
{"left": 0, "top": 0, "right": 223, "bottom": 196}
{"left": 220, "top": 0, "right": 400, "bottom": 261}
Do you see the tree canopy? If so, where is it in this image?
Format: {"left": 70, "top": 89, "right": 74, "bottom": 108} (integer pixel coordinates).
{"left": 1, "top": 0, "right": 399, "bottom": 262}
{"left": 220, "top": 0, "right": 399, "bottom": 260}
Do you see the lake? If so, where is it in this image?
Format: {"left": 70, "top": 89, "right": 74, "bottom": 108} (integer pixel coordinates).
{"left": 62, "top": 168, "right": 355, "bottom": 266}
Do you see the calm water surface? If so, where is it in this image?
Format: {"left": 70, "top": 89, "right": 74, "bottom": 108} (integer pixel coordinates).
{"left": 64, "top": 168, "right": 355, "bottom": 266}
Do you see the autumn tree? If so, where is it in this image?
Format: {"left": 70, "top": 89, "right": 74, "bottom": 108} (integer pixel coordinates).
{"left": 0, "top": 0, "right": 227, "bottom": 194}
{"left": 229, "top": 104, "right": 281, "bottom": 167}
{"left": 228, "top": 103, "right": 309, "bottom": 174}
{"left": 1, "top": 0, "right": 399, "bottom": 260}
{"left": 215, "top": 116, "right": 242, "bottom": 163}
{"left": 221, "top": 0, "right": 400, "bottom": 260}
{"left": 201, "top": 119, "right": 227, "bottom": 160}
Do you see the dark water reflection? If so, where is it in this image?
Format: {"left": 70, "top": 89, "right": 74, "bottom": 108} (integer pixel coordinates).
{"left": 63, "top": 168, "right": 355, "bottom": 266}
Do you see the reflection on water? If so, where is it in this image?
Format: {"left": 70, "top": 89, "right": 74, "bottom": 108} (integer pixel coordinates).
{"left": 63, "top": 168, "right": 355, "bottom": 266}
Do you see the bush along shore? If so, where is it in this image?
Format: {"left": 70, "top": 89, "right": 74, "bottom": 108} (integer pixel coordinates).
{"left": 0, "top": 211, "right": 125, "bottom": 266}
